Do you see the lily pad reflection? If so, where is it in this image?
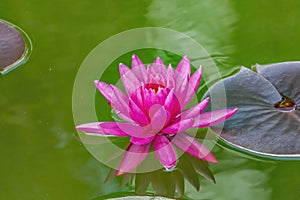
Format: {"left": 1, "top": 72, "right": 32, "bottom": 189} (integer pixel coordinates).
{"left": 206, "top": 62, "right": 300, "bottom": 158}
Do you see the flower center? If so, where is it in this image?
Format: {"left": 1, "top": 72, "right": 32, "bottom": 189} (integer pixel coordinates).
{"left": 144, "top": 83, "right": 165, "bottom": 93}
{"left": 274, "top": 96, "right": 297, "bottom": 112}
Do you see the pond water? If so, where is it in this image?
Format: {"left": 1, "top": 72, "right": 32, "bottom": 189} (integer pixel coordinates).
{"left": 0, "top": 0, "right": 299, "bottom": 199}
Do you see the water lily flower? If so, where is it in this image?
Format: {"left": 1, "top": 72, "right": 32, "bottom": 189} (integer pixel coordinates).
{"left": 76, "top": 55, "right": 237, "bottom": 175}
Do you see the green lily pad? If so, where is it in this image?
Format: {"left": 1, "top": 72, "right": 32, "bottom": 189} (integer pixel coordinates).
{"left": 205, "top": 62, "right": 300, "bottom": 158}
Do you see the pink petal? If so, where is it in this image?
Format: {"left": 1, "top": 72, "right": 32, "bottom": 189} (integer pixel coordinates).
{"left": 165, "top": 64, "right": 176, "bottom": 88}
{"left": 94, "top": 81, "right": 113, "bottom": 102}
{"left": 183, "top": 66, "right": 202, "bottom": 107}
{"left": 180, "top": 97, "right": 210, "bottom": 119}
{"left": 154, "top": 57, "right": 164, "bottom": 66}
{"left": 130, "top": 135, "right": 155, "bottom": 145}
{"left": 76, "top": 122, "right": 128, "bottom": 136}
{"left": 132, "top": 54, "right": 145, "bottom": 69}
{"left": 175, "top": 72, "right": 189, "bottom": 105}
{"left": 164, "top": 89, "right": 181, "bottom": 118}
{"left": 131, "top": 54, "right": 147, "bottom": 82}
{"left": 129, "top": 99, "right": 149, "bottom": 126}
{"left": 99, "top": 122, "right": 154, "bottom": 138}
{"left": 116, "top": 143, "right": 151, "bottom": 176}
{"left": 153, "top": 57, "right": 167, "bottom": 74}
{"left": 162, "top": 118, "right": 194, "bottom": 134}
{"left": 143, "top": 87, "right": 161, "bottom": 111}
{"left": 193, "top": 108, "right": 238, "bottom": 128}
{"left": 176, "top": 56, "right": 191, "bottom": 78}
{"left": 172, "top": 133, "right": 217, "bottom": 162}
{"left": 119, "top": 63, "right": 141, "bottom": 95}
{"left": 149, "top": 105, "right": 169, "bottom": 133}
{"left": 155, "top": 87, "right": 170, "bottom": 105}
{"left": 94, "top": 81, "right": 133, "bottom": 122}
{"left": 154, "top": 135, "right": 177, "bottom": 169}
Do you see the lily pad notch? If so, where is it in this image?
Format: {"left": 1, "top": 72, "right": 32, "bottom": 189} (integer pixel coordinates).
{"left": 205, "top": 62, "right": 300, "bottom": 159}
{"left": 0, "top": 20, "right": 32, "bottom": 74}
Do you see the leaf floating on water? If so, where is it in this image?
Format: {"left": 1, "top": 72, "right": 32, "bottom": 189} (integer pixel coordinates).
{"left": 0, "top": 20, "right": 31, "bottom": 74}
{"left": 205, "top": 62, "right": 300, "bottom": 158}
{"left": 256, "top": 62, "right": 300, "bottom": 104}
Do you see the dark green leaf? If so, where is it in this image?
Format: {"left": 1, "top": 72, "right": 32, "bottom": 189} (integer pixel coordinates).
{"left": 177, "top": 155, "right": 200, "bottom": 191}
{"left": 172, "top": 170, "right": 185, "bottom": 198}
{"left": 187, "top": 155, "right": 215, "bottom": 183}
{"left": 135, "top": 173, "right": 152, "bottom": 195}
{"left": 150, "top": 170, "right": 176, "bottom": 197}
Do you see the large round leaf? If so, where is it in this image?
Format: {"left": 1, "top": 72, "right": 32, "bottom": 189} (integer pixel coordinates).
{"left": 205, "top": 63, "right": 300, "bottom": 158}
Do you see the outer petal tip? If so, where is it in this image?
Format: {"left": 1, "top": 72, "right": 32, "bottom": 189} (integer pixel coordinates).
{"left": 75, "top": 122, "right": 103, "bottom": 134}
{"left": 94, "top": 80, "right": 107, "bottom": 90}
{"left": 131, "top": 54, "right": 144, "bottom": 68}
{"left": 94, "top": 80, "right": 100, "bottom": 85}
{"left": 94, "top": 80, "right": 105, "bottom": 89}
{"left": 203, "top": 153, "right": 218, "bottom": 163}
{"left": 115, "top": 170, "right": 125, "bottom": 176}
{"left": 119, "top": 63, "right": 128, "bottom": 71}
{"left": 183, "top": 55, "right": 189, "bottom": 61}
{"left": 153, "top": 57, "right": 165, "bottom": 67}
{"left": 132, "top": 54, "right": 142, "bottom": 61}
{"left": 230, "top": 108, "right": 239, "bottom": 116}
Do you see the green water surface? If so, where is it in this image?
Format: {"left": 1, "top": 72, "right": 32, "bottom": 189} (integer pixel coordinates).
{"left": 0, "top": 0, "right": 299, "bottom": 199}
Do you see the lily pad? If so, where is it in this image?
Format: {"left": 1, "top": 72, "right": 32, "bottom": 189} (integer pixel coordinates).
{"left": 205, "top": 62, "right": 300, "bottom": 158}
{"left": 0, "top": 20, "right": 31, "bottom": 74}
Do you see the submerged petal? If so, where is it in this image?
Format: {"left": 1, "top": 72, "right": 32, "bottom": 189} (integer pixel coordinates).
{"left": 154, "top": 135, "right": 177, "bottom": 169}
{"left": 172, "top": 133, "right": 217, "bottom": 162}
{"left": 116, "top": 143, "right": 151, "bottom": 176}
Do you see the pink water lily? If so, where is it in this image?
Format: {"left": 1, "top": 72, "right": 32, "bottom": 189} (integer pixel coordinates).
{"left": 76, "top": 55, "right": 237, "bottom": 175}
